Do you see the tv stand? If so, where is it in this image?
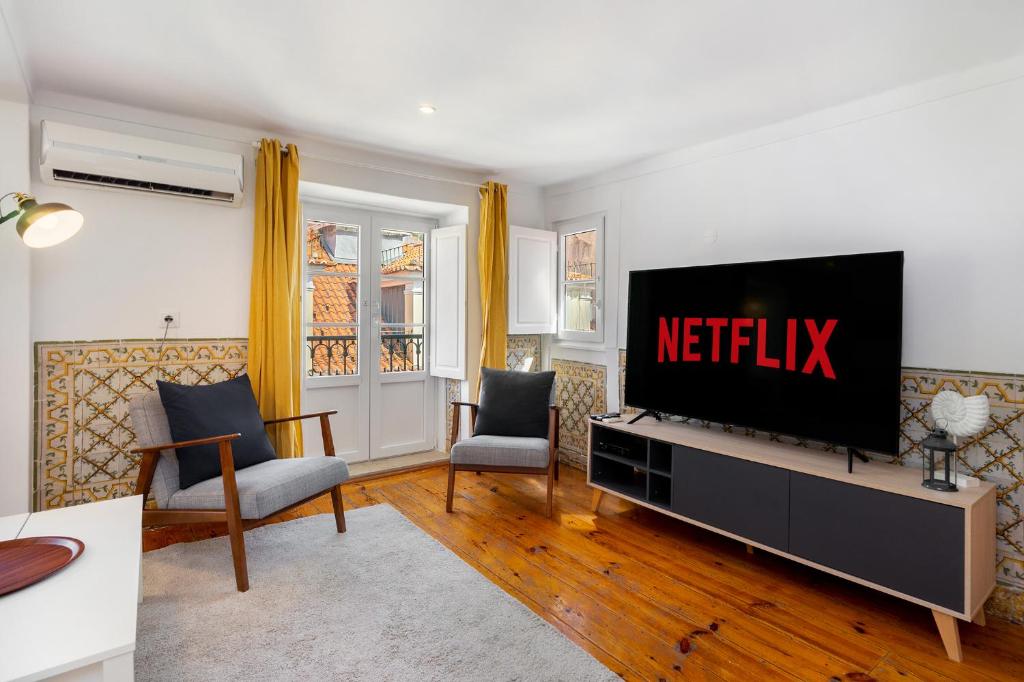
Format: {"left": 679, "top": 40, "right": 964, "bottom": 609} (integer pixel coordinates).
{"left": 627, "top": 409, "right": 662, "bottom": 425}
{"left": 588, "top": 418, "right": 996, "bottom": 663}
{"left": 847, "top": 446, "right": 869, "bottom": 473}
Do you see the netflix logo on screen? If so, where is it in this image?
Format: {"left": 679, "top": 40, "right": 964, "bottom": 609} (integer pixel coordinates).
{"left": 656, "top": 316, "right": 837, "bottom": 379}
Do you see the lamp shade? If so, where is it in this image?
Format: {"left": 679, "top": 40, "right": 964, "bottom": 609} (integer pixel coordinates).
{"left": 15, "top": 198, "right": 84, "bottom": 248}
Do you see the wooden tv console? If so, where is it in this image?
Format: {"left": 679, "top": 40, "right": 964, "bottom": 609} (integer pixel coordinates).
{"left": 587, "top": 417, "right": 996, "bottom": 662}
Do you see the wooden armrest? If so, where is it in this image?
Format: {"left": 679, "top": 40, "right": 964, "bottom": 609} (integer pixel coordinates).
{"left": 263, "top": 410, "right": 338, "bottom": 426}
{"left": 131, "top": 432, "right": 241, "bottom": 454}
{"left": 549, "top": 405, "right": 560, "bottom": 448}
{"left": 449, "top": 402, "right": 479, "bottom": 450}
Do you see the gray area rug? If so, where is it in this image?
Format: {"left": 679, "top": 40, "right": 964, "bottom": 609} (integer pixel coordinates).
{"left": 137, "top": 504, "right": 618, "bottom": 681}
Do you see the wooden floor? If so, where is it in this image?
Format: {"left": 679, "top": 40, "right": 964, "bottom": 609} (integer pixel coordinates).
{"left": 144, "top": 463, "right": 1024, "bottom": 681}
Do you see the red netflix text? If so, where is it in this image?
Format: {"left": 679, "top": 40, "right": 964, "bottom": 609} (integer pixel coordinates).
{"left": 657, "top": 316, "right": 838, "bottom": 380}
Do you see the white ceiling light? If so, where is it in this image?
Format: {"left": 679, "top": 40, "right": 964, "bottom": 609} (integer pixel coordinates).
{"left": 418, "top": 104, "right": 436, "bottom": 114}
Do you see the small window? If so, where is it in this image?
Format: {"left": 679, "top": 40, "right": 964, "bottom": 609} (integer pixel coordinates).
{"left": 557, "top": 216, "right": 604, "bottom": 343}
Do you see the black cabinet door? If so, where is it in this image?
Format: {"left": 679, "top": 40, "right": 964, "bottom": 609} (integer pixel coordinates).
{"left": 789, "top": 473, "right": 964, "bottom": 612}
{"left": 672, "top": 446, "right": 789, "bottom": 550}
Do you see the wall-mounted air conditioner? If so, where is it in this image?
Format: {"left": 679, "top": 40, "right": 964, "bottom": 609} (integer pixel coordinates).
{"left": 39, "top": 120, "right": 244, "bottom": 207}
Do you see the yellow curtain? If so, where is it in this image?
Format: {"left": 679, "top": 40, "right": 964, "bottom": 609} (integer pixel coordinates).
{"left": 248, "top": 139, "right": 304, "bottom": 457}
{"left": 477, "top": 180, "right": 509, "bottom": 395}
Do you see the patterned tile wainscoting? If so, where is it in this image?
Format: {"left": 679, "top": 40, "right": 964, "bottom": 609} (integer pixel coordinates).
{"left": 443, "top": 378, "right": 462, "bottom": 454}
{"left": 507, "top": 334, "right": 542, "bottom": 372}
{"left": 34, "top": 339, "right": 248, "bottom": 511}
{"left": 617, "top": 349, "right": 638, "bottom": 416}
{"left": 617, "top": 350, "right": 1024, "bottom": 623}
{"left": 552, "top": 358, "right": 607, "bottom": 470}
{"left": 902, "top": 369, "right": 1024, "bottom": 623}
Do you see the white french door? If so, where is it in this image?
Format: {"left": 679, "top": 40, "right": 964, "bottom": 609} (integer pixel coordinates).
{"left": 302, "top": 202, "right": 436, "bottom": 461}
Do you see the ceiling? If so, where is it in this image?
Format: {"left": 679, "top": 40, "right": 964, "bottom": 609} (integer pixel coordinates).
{"left": 3, "top": 1, "right": 1024, "bottom": 186}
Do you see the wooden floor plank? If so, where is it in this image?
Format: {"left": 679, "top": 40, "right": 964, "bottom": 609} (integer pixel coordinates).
{"left": 412, "top": 479, "right": 797, "bottom": 680}
{"left": 428, "top": 471, "right": 873, "bottom": 679}
{"left": 494, "top": 470, "right": 1010, "bottom": 681}
{"left": 142, "top": 462, "right": 1024, "bottom": 680}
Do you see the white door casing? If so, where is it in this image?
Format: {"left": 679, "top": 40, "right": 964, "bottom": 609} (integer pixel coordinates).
{"left": 301, "top": 202, "right": 437, "bottom": 461}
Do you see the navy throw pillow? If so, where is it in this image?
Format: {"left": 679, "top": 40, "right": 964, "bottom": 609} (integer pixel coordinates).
{"left": 157, "top": 374, "right": 277, "bottom": 489}
{"left": 473, "top": 368, "right": 555, "bottom": 439}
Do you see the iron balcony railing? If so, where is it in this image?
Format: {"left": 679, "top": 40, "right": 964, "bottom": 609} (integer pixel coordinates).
{"left": 307, "top": 333, "right": 424, "bottom": 376}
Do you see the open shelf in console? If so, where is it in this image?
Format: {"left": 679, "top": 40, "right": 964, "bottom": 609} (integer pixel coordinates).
{"left": 591, "top": 424, "right": 675, "bottom": 508}
{"left": 649, "top": 440, "right": 673, "bottom": 476}
{"left": 591, "top": 452, "right": 647, "bottom": 500}
{"left": 592, "top": 425, "right": 647, "bottom": 467}
{"left": 647, "top": 470, "right": 671, "bottom": 508}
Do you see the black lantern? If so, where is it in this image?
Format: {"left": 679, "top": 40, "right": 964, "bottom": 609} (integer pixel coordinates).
{"left": 921, "top": 428, "right": 958, "bottom": 492}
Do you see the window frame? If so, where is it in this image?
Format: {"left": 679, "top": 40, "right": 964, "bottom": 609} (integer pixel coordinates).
{"left": 556, "top": 215, "right": 605, "bottom": 343}
{"left": 375, "top": 221, "right": 429, "bottom": 378}
{"left": 302, "top": 204, "right": 364, "bottom": 389}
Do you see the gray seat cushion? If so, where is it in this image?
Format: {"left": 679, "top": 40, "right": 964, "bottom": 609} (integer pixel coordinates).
{"left": 168, "top": 457, "right": 350, "bottom": 519}
{"left": 450, "top": 435, "right": 550, "bottom": 469}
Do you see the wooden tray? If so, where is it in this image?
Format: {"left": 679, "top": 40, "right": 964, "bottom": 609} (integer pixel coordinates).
{"left": 0, "top": 536, "right": 85, "bottom": 597}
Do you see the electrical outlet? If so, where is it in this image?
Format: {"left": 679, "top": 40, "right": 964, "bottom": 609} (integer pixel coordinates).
{"left": 159, "top": 312, "right": 180, "bottom": 329}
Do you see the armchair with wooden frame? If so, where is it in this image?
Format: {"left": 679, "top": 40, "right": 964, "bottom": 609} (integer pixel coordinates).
{"left": 446, "top": 400, "right": 560, "bottom": 517}
{"left": 128, "top": 391, "right": 349, "bottom": 592}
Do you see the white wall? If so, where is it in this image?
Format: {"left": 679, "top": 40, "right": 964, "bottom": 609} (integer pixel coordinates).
{"left": 0, "top": 37, "right": 30, "bottom": 513}
{"left": 27, "top": 92, "right": 543, "bottom": 459}
{"left": 546, "top": 56, "right": 1024, "bottom": 408}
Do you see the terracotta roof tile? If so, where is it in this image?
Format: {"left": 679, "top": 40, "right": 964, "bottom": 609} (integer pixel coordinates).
{"left": 381, "top": 242, "right": 423, "bottom": 274}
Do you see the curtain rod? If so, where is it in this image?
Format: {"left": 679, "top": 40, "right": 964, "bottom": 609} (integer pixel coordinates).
{"left": 252, "top": 140, "right": 494, "bottom": 190}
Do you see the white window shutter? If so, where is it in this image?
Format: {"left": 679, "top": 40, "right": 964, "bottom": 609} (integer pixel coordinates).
{"left": 429, "top": 224, "right": 467, "bottom": 379}
{"left": 508, "top": 225, "right": 557, "bottom": 334}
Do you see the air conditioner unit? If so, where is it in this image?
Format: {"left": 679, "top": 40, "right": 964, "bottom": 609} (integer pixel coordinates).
{"left": 39, "top": 120, "right": 244, "bottom": 207}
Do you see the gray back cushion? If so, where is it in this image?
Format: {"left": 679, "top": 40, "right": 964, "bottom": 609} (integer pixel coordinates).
{"left": 128, "top": 391, "right": 180, "bottom": 508}
{"left": 474, "top": 368, "right": 555, "bottom": 439}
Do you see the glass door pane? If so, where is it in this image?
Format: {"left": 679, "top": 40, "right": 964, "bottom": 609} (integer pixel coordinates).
{"left": 305, "top": 220, "right": 360, "bottom": 376}
{"left": 378, "top": 228, "right": 425, "bottom": 374}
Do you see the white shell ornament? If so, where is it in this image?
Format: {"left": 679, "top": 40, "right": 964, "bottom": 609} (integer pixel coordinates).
{"left": 930, "top": 390, "right": 990, "bottom": 438}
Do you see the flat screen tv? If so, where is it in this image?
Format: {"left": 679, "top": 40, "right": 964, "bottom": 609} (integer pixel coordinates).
{"left": 624, "top": 251, "right": 903, "bottom": 455}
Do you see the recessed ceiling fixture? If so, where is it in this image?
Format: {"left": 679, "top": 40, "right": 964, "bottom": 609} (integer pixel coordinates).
{"left": 418, "top": 104, "right": 436, "bottom": 114}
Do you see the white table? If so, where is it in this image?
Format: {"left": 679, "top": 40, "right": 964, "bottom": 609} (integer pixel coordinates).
{"left": 0, "top": 496, "right": 142, "bottom": 682}
{"left": 0, "top": 513, "right": 29, "bottom": 542}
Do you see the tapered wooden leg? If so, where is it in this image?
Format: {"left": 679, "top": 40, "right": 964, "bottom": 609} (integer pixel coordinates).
{"left": 972, "top": 609, "right": 986, "bottom": 627}
{"left": 591, "top": 488, "right": 604, "bottom": 512}
{"left": 546, "top": 474, "right": 554, "bottom": 518}
{"left": 932, "top": 610, "right": 963, "bottom": 662}
{"left": 226, "top": 518, "right": 248, "bottom": 592}
{"left": 330, "top": 485, "right": 346, "bottom": 533}
{"left": 219, "top": 441, "right": 249, "bottom": 592}
{"left": 554, "top": 457, "right": 559, "bottom": 481}
{"left": 446, "top": 464, "right": 456, "bottom": 513}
